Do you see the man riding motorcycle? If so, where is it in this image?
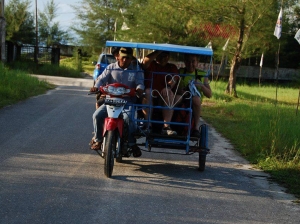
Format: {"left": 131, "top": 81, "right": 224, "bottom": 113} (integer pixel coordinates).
{"left": 90, "top": 47, "right": 145, "bottom": 157}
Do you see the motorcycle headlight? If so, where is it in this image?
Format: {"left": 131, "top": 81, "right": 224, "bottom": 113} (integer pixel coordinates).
{"left": 107, "top": 86, "right": 130, "bottom": 95}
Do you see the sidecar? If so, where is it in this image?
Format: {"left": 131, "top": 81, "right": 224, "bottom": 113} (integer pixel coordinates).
{"left": 105, "top": 40, "right": 213, "bottom": 171}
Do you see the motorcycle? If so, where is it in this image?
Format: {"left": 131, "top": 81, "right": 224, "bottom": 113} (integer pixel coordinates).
{"left": 90, "top": 83, "right": 136, "bottom": 178}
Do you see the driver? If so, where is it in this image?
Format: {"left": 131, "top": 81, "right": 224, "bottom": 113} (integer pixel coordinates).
{"left": 89, "top": 47, "right": 144, "bottom": 157}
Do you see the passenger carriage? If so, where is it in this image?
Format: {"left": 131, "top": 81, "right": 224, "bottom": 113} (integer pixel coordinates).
{"left": 94, "top": 40, "right": 213, "bottom": 177}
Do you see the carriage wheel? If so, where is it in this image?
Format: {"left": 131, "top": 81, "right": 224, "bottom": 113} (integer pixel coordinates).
{"left": 198, "top": 124, "right": 208, "bottom": 171}
{"left": 198, "top": 154, "right": 206, "bottom": 171}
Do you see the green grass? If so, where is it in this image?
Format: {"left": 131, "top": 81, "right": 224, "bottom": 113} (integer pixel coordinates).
{"left": 6, "top": 56, "right": 97, "bottom": 78}
{"left": 202, "top": 80, "right": 300, "bottom": 199}
{"left": 6, "top": 60, "right": 83, "bottom": 78}
{"left": 0, "top": 56, "right": 96, "bottom": 108}
{"left": 0, "top": 63, "right": 55, "bottom": 108}
{"left": 82, "top": 55, "right": 98, "bottom": 75}
{"left": 60, "top": 56, "right": 96, "bottom": 76}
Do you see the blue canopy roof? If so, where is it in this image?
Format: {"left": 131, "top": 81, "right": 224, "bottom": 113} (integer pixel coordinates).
{"left": 105, "top": 41, "right": 213, "bottom": 56}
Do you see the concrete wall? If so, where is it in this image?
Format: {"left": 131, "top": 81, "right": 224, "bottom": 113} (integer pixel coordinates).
{"left": 172, "top": 61, "right": 299, "bottom": 81}
{"left": 235, "top": 65, "right": 299, "bottom": 80}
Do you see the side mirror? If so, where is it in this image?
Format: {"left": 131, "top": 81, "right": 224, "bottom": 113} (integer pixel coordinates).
{"left": 92, "top": 61, "right": 97, "bottom": 65}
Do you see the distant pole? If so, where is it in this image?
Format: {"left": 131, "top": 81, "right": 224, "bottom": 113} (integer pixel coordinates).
{"left": 34, "top": 0, "right": 38, "bottom": 64}
{"left": 211, "top": 58, "right": 214, "bottom": 82}
{"left": 259, "top": 53, "right": 263, "bottom": 87}
{"left": 259, "top": 67, "right": 262, "bottom": 87}
{"left": 0, "top": 0, "right": 6, "bottom": 62}
{"left": 275, "top": 43, "right": 280, "bottom": 106}
{"left": 273, "top": 5, "right": 282, "bottom": 106}
{"left": 216, "top": 52, "right": 224, "bottom": 81}
{"left": 295, "top": 29, "right": 300, "bottom": 115}
{"left": 114, "top": 19, "right": 117, "bottom": 41}
{"left": 296, "top": 87, "right": 300, "bottom": 115}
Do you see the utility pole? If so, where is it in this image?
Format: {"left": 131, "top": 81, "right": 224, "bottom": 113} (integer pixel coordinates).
{"left": 0, "top": 0, "right": 6, "bottom": 62}
{"left": 34, "top": 0, "right": 38, "bottom": 64}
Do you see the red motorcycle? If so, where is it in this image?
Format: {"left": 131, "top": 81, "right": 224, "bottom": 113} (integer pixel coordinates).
{"left": 91, "top": 83, "right": 136, "bottom": 177}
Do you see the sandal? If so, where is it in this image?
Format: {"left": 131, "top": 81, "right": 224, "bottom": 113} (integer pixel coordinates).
{"left": 141, "top": 125, "right": 152, "bottom": 134}
{"left": 89, "top": 137, "right": 95, "bottom": 145}
{"left": 131, "top": 144, "right": 142, "bottom": 157}
{"left": 90, "top": 142, "right": 102, "bottom": 150}
{"left": 191, "top": 129, "right": 201, "bottom": 138}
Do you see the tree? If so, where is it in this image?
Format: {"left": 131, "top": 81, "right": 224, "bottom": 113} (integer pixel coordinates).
{"left": 201, "top": 0, "right": 300, "bottom": 96}
{"left": 277, "top": 3, "right": 300, "bottom": 69}
{"left": 196, "top": 0, "right": 282, "bottom": 96}
{"left": 71, "top": 0, "right": 139, "bottom": 52}
{"left": 38, "top": 0, "right": 69, "bottom": 47}
{"left": 131, "top": 0, "right": 282, "bottom": 96}
{"left": 122, "top": 0, "right": 193, "bottom": 44}
{"left": 72, "top": 0, "right": 300, "bottom": 93}
{"left": 4, "top": 0, "right": 35, "bottom": 44}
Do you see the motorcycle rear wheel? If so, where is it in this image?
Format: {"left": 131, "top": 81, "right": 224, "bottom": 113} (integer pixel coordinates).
{"left": 103, "top": 130, "right": 116, "bottom": 177}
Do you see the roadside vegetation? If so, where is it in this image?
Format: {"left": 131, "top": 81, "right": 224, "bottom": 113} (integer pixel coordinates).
{"left": 0, "top": 63, "right": 55, "bottom": 108}
{"left": 5, "top": 59, "right": 83, "bottom": 78}
{"left": 4, "top": 54, "right": 96, "bottom": 77}
{"left": 60, "top": 55, "right": 96, "bottom": 76}
{"left": 0, "top": 55, "right": 95, "bottom": 109}
{"left": 202, "top": 80, "right": 300, "bottom": 199}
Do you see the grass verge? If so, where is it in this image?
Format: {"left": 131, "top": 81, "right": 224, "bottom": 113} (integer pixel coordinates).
{"left": 6, "top": 59, "right": 83, "bottom": 78}
{"left": 0, "top": 63, "right": 55, "bottom": 109}
{"left": 202, "top": 80, "right": 300, "bottom": 199}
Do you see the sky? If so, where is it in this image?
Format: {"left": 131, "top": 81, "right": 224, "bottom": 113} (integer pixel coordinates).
{"left": 6, "top": 0, "right": 78, "bottom": 31}
{"left": 34, "top": 0, "right": 78, "bottom": 30}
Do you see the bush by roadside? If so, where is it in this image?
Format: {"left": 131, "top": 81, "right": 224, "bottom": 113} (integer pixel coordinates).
{"left": 5, "top": 60, "right": 84, "bottom": 78}
{"left": 0, "top": 63, "right": 55, "bottom": 109}
{"left": 202, "top": 80, "right": 300, "bottom": 200}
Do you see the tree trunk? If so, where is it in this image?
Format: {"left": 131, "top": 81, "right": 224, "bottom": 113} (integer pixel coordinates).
{"left": 225, "top": 5, "right": 246, "bottom": 97}
{"left": 226, "top": 56, "right": 239, "bottom": 97}
{"left": 0, "top": 17, "right": 6, "bottom": 62}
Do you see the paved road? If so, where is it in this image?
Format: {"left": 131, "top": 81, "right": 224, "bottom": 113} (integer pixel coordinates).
{"left": 0, "top": 76, "right": 299, "bottom": 224}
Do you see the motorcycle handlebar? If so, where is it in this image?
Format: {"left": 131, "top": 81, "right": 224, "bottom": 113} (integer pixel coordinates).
{"left": 88, "top": 91, "right": 101, "bottom": 95}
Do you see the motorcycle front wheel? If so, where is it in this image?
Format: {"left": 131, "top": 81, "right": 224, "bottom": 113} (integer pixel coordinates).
{"left": 103, "top": 130, "right": 117, "bottom": 178}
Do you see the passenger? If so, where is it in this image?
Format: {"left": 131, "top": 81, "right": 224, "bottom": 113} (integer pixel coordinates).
{"left": 141, "top": 51, "right": 179, "bottom": 136}
{"left": 177, "top": 53, "right": 212, "bottom": 137}
{"left": 90, "top": 47, "right": 145, "bottom": 157}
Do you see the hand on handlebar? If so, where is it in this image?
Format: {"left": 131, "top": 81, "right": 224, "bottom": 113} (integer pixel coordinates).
{"left": 90, "top": 87, "right": 98, "bottom": 92}
{"left": 136, "top": 88, "right": 145, "bottom": 98}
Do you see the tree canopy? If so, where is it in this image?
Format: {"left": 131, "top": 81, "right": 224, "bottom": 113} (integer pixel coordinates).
{"left": 4, "top": 0, "right": 300, "bottom": 95}
{"left": 71, "top": 0, "right": 300, "bottom": 95}
{"left": 38, "top": 0, "right": 69, "bottom": 46}
{"left": 5, "top": 0, "right": 35, "bottom": 44}
{"left": 5, "top": 0, "right": 70, "bottom": 46}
